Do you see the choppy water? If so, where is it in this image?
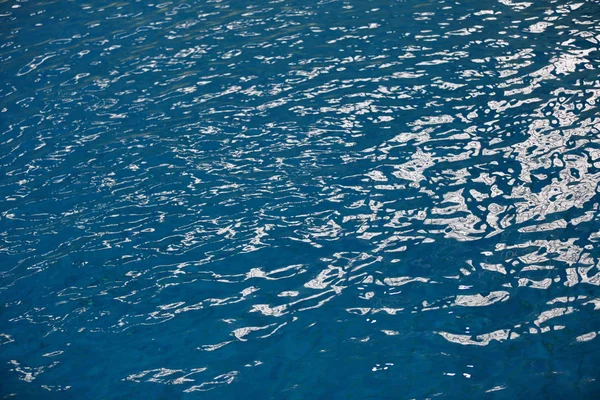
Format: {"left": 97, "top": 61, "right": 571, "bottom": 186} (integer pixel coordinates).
{"left": 1, "top": 0, "right": 600, "bottom": 398}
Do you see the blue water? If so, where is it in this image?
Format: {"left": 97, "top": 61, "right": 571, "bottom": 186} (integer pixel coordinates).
{"left": 2, "top": 0, "right": 600, "bottom": 398}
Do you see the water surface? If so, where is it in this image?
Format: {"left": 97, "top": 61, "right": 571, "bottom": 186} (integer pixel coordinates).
{"left": 2, "top": 0, "right": 600, "bottom": 398}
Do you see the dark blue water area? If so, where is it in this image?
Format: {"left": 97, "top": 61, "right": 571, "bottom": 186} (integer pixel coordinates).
{"left": 2, "top": 0, "right": 600, "bottom": 398}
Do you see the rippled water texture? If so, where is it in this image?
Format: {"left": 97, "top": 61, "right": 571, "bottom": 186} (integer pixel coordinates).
{"left": 2, "top": 0, "right": 600, "bottom": 398}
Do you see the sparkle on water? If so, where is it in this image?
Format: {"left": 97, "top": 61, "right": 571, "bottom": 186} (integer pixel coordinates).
{"left": 2, "top": 0, "right": 600, "bottom": 398}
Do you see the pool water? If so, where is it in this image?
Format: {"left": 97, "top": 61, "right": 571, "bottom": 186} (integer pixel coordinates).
{"left": 2, "top": 0, "right": 600, "bottom": 398}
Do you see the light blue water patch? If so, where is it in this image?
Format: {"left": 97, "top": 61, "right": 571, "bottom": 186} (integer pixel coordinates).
{"left": 1, "top": 0, "right": 600, "bottom": 398}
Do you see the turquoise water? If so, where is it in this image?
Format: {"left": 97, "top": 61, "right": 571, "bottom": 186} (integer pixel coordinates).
{"left": 2, "top": 0, "right": 600, "bottom": 398}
